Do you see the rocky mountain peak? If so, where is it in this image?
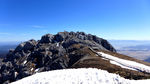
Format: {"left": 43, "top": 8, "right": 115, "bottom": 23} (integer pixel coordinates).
{"left": 0, "top": 31, "right": 117, "bottom": 83}
{"left": 39, "top": 31, "right": 116, "bottom": 52}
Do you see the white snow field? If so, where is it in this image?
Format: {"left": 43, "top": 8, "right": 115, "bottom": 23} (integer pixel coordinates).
{"left": 98, "top": 52, "right": 150, "bottom": 73}
{"left": 11, "top": 68, "right": 150, "bottom": 84}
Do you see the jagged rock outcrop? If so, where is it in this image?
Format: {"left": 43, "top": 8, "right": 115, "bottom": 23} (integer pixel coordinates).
{"left": 0, "top": 31, "right": 117, "bottom": 83}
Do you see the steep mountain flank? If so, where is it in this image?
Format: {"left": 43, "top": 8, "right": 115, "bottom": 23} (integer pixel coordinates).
{"left": 0, "top": 31, "right": 150, "bottom": 84}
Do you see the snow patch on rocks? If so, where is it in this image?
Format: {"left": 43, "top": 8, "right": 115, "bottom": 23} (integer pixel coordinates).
{"left": 98, "top": 52, "right": 150, "bottom": 73}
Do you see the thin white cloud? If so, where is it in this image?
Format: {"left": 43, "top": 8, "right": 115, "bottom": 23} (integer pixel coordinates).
{"left": 21, "top": 33, "right": 28, "bottom": 36}
{"left": 0, "top": 32, "right": 11, "bottom": 35}
{"left": 32, "top": 25, "right": 45, "bottom": 28}
{"left": 0, "top": 24, "right": 10, "bottom": 25}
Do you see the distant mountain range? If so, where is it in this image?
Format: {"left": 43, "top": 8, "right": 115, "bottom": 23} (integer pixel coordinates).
{"left": 0, "top": 41, "right": 21, "bottom": 46}
{"left": 109, "top": 40, "right": 150, "bottom": 62}
{"left": 117, "top": 44, "right": 150, "bottom": 51}
{"left": 109, "top": 40, "right": 150, "bottom": 50}
{"left": 0, "top": 42, "right": 20, "bottom": 58}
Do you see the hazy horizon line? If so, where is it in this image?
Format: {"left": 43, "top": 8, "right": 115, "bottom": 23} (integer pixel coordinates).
{"left": 0, "top": 39, "right": 150, "bottom": 43}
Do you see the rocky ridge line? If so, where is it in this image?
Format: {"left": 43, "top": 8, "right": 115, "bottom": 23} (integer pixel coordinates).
{"left": 0, "top": 31, "right": 116, "bottom": 84}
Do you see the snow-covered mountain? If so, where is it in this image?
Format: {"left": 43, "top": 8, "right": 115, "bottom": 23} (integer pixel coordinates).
{"left": 1, "top": 31, "right": 150, "bottom": 84}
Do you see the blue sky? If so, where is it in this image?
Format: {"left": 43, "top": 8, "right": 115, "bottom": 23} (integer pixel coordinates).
{"left": 0, "top": 0, "right": 150, "bottom": 41}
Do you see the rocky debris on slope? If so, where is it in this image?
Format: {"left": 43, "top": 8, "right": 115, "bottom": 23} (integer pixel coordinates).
{"left": 0, "top": 31, "right": 116, "bottom": 84}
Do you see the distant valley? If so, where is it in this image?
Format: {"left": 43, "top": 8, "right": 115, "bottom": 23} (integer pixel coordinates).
{"left": 109, "top": 40, "right": 150, "bottom": 62}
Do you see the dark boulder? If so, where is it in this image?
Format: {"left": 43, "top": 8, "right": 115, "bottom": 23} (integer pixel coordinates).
{"left": 53, "top": 31, "right": 71, "bottom": 42}
{"left": 40, "top": 34, "right": 54, "bottom": 43}
{"left": 101, "top": 39, "right": 116, "bottom": 52}
{"left": 15, "top": 39, "right": 37, "bottom": 52}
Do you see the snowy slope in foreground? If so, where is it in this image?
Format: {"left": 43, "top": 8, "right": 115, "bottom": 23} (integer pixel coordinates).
{"left": 98, "top": 52, "right": 150, "bottom": 73}
{"left": 11, "top": 68, "right": 150, "bottom": 84}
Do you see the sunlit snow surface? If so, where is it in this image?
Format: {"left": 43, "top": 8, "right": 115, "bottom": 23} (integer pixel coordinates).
{"left": 11, "top": 68, "right": 150, "bottom": 84}
{"left": 98, "top": 52, "right": 150, "bottom": 73}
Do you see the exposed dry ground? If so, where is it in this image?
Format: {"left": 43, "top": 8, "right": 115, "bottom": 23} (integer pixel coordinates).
{"left": 69, "top": 45, "right": 150, "bottom": 79}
